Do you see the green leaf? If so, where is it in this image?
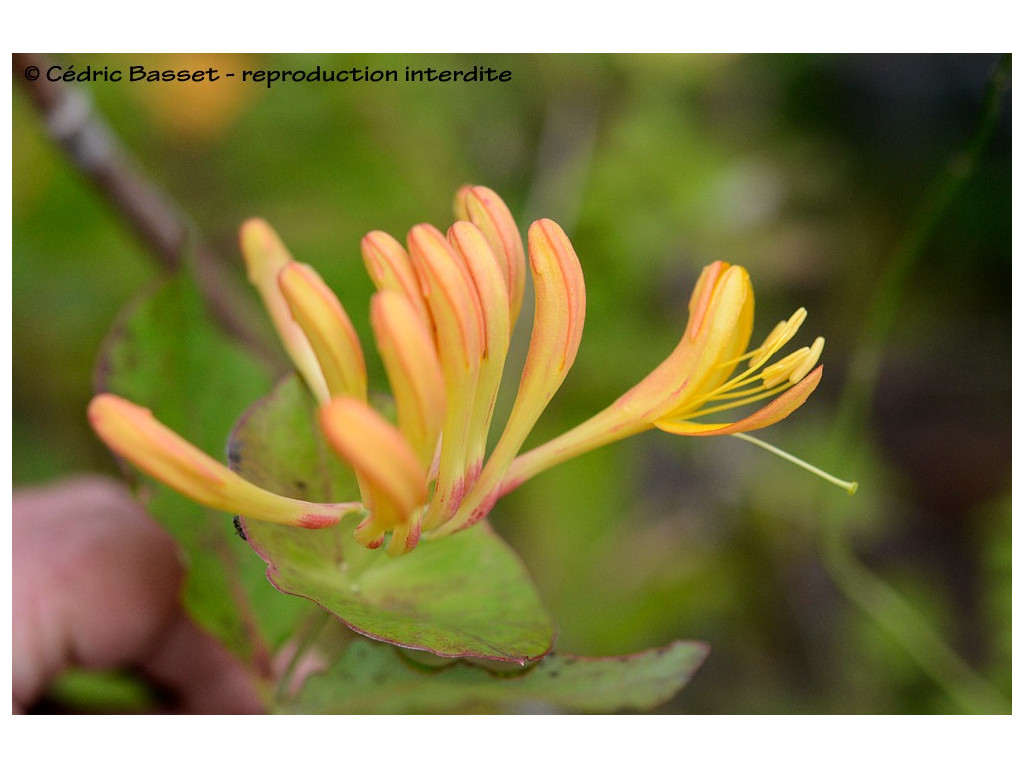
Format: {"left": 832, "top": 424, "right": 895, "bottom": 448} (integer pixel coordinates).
{"left": 287, "top": 638, "right": 708, "bottom": 713}
{"left": 230, "top": 374, "right": 556, "bottom": 664}
{"left": 98, "top": 273, "right": 313, "bottom": 666}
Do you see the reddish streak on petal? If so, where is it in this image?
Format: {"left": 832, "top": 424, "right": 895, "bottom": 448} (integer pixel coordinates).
{"left": 296, "top": 512, "right": 345, "bottom": 529}
{"left": 687, "top": 261, "right": 728, "bottom": 341}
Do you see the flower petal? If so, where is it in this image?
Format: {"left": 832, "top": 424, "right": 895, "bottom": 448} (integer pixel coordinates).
{"left": 240, "top": 219, "right": 330, "bottom": 404}
{"left": 361, "top": 230, "right": 432, "bottom": 331}
{"left": 319, "top": 397, "right": 426, "bottom": 530}
{"left": 448, "top": 220, "right": 512, "bottom": 469}
{"left": 502, "top": 263, "right": 755, "bottom": 492}
{"left": 371, "top": 290, "right": 446, "bottom": 468}
{"left": 653, "top": 263, "right": 754, "bottom": 421}
{"left": 454, "top": 185, "right": 526, "bottom": 324}
{"left": 440, "top": 218, "right": 586, "bottom": 533}
{"left": 407, "top": 223, "right": 484, "bottom": 528}
{"left": 88, "top": 394, "right": 350, "bottom": 528}
{"left": 506, "top": 218, "right": 586, "bottom": 431}
{"left": 447, "top": 220, "right": 512, "bottom": 360}
{"left": 385, "top": 513, "right": 423, "bottom": 557}
{"left": 407, "top": 223, "right": 484, "bottom": 376}
{"left": 278, "top": 262, "right": 367, "bottom": 402}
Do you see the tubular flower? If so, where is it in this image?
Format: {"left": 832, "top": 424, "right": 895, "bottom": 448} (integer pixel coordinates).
{"left": 502, "top": 261, "right": 828, "bottom": 492}
{"left": 89, "top": 185, "right": 844, "bottom": 557}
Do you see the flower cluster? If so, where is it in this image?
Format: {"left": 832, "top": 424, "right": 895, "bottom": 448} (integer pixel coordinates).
{"left": 89, "top": 186, "right": 828, "bottom": 556}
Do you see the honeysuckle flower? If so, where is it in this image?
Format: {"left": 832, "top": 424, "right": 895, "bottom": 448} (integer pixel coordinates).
{"left": 89, "top": 185, "right": 850, "bottom": 558}
{"left": 500, "top": 261, "right": 829, "bottom": 492}
{"left": 88, "top": 394, "right": 357, "bottom": 529}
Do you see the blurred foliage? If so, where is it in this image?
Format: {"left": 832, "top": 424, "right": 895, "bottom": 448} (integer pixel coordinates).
{"left": 13, "top": 53, "right": 1010, "bottom": 713}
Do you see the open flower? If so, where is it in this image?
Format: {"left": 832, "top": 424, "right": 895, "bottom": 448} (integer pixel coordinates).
{"left": 500, "top": 260, "right": 826, "bottom": 492}
{"left": 89, "top": 186, "right": 835, "bottom": 556}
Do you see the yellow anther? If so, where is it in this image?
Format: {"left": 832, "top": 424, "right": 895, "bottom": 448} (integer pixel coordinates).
{"left": 748, "top": 308, "right": 807, "bottom": 370}
{"left": 765, "top": 348, "right": 811, "bottom": 387}
{"left": 789, "top": 336, "right": 824, "bottom": 384}
{"left": 758, "top": 335, "right": 824, "bottom": 390}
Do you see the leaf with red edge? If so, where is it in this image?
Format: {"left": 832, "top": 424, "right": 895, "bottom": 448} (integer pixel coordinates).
{"left": 286, "top": 638, "right": 709, "bottom": 713}
{"left": 230, "top": 374, "right": 556, "bottom": 664}
{"left": 96, "top": 273, "right": 312, "bottom": 668}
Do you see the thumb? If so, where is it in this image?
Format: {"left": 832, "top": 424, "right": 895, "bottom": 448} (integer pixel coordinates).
{"left": 12, "top": 475, "right": 261, "bottom": 713}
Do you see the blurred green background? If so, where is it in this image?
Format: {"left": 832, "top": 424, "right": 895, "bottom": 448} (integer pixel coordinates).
{"left": 12, "top": 53, "right": 1011, "bottom": 713}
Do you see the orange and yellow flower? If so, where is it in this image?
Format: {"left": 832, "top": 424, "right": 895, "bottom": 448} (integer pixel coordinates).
{"left": 89, "top": 186, "right": 837, "bottom": 556}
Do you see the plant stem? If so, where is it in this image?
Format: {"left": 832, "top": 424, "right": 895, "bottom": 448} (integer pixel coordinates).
{"left": 834, "top": 53, "right": 1011, "bottom": 440}
{"left": 823, "top": 527, "right": 1009, "bottom": 714}
{"left": 825, "top": 54, "right": 1011, "bottom": 713}
{"left": 274, "top": 609, "right": 332, "bottom": 707}
{"left": 13, "top": 52, "right": 284, "bottom": 371}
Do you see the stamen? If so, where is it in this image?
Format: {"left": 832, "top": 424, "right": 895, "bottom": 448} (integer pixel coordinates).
{"left": 747, "top": 321, "right": 786, "bottom": 369}
{"left": 704, "top": 364, "right": 763, "bottom": 399}
{"left": 788, "top": 337, "right": 824, "bottom": 384}
{"left": 748, "top": 308, "right": 807, "bottom": 369}
{"left": 683, "top": 382, "right": 792, "bottom": 419}
{"left": 762, "top": 345, "right": 815, "bottom": 389}
{"left": 704, "top": 381, "right": 791, "bottom": 405}
{"left": 700, "top": 313, "right": 819, "bottom": 413}
{"left": 732, "top": 432, "right": 858, "bottom": 494}
{"left": 655, "top": 366, "right": 823, "bottom": 437}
